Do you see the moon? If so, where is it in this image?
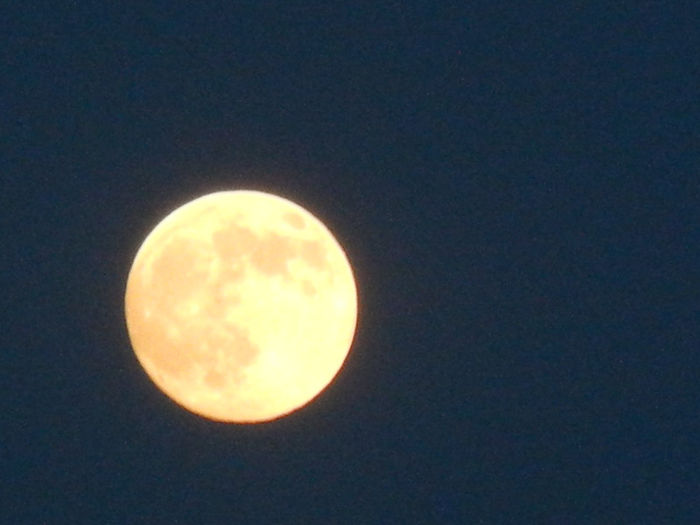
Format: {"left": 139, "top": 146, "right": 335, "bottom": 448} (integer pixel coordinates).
{"left": 124, "top": 190, "right": 358, "bottom": 423}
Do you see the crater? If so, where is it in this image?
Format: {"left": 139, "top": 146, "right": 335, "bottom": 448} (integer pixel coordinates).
{"left": 301, "top": 280, "right": 317, "bottom": 296}
{"left": 299, "top": 239, "right": 327, "bottom": 269}
{"left": 202, "top": 326, "right": 261, "bottom": 377}
{"left": 249, "top": 232, "right": 295, "bottom": 277}
{"left": 283, "top": 212, "right": 305, "bottom": 229}
{"left": 152, "top": 236, "right": 206, "bottom": 282}
{"left": 204, "top": 369, "right": 226, "bottom": 389}
{"left": 213, "top": 221, "right": 260, "bottom": 260}
{"left": 142, "top": 324, "right": 199, "bottom": 381}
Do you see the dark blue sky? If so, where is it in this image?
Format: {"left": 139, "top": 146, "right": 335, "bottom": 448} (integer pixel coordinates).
{"left": 3, "top": 1, "right": 697, "bottom": 523}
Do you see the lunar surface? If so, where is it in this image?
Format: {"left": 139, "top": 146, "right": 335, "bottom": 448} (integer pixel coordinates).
{"left": 124, "top": 190, "right": 357, "bottom": 422}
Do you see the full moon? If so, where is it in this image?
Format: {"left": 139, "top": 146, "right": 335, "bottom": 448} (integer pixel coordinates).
{"left": 124, "top": 190, "right": 357, "bottom": 423}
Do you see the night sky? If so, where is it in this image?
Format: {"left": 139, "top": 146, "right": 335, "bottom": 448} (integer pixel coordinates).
{"left": 3, "top": 2, "right": 697, "bottom": 523}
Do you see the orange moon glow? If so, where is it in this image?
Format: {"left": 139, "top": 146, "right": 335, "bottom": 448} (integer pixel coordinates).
{"left": 124, "top": 190, "right": 357, "bottom": 423}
